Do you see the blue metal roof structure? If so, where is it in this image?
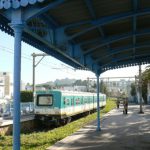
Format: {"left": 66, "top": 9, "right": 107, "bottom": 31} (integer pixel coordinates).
{"left": 0, "top": 0, "right": 150, "bottom": 149}
{"left": 0, "top": 0, "right": 149, "bottom": 74}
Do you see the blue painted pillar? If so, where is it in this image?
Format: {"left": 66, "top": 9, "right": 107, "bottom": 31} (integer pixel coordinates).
{"left": 10, "top": 12, "right": 24, "bottom": 150}
{"left": 96, "top": 74, "right": 101, "bottom": 131}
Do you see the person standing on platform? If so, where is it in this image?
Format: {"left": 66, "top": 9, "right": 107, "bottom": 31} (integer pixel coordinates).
{"left": 123, "top": 98, "right": 128, "bottom": 114}
{"left": 116, "top": 98, "right": 120, "bottom": 109}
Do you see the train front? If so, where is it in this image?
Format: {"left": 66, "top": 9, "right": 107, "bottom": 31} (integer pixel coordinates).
{"left": 34, "top": 90, "right": 61, "bottom": 124}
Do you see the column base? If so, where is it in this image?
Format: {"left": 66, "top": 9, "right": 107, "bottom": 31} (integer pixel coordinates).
{"left": 96, "top": 127, "right": 101, "bottom": 131}
{"left": 138, "top": 111, "right": 144, "bottom": 114}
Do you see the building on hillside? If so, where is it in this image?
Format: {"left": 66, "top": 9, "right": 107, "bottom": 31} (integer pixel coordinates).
{"left": 104, "top": 79, "right": 133, "bottom": 97}
{"left": 25, "top": 83, "right": 46, "bottom": 91}
{"left": 63, "top": 85, "right": 87, "bottom": 92}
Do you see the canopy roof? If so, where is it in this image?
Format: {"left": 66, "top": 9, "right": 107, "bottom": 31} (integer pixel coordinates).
{"left": 0, "top": 0, "right": 150, "bottom": 74}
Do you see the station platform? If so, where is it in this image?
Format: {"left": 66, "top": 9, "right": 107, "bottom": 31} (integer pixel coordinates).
{"left": 47, "top": 105, "right": 150, "bottom": 150}
{"left": 0, "top": 114, "right": 35, "bottom": 127}
{"left": 0, "top": 114, "right": 35, "bottom": 135}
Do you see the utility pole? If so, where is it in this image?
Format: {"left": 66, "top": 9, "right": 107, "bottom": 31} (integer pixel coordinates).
{"left": 32, "top": 53, "right": 35, "bottom": 96}
{"left": 139, "top": 64, "right": 144, "bottom": 113}
{"left": 31, "top": 53, "right": 49, "bottom": 97}
{"left": 87, "top": 77, "right": 89, "bottom": 92}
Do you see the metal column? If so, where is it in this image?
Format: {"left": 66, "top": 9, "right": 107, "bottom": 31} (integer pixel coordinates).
{"left": 139, "top": 64, "right": 143, "bottom": 113}
{"left": 96, "top": 74, "right": 101, "bottom": 131}
{"left": 10, "top": 10, "right": 24, "bottom": 150}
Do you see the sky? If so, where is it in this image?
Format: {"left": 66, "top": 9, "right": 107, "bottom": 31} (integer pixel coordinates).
{"left": 0, "top": 30, "right": 149, "bottom": 84}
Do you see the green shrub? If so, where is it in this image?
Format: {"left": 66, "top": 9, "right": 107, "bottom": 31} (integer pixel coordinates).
{"left": 21, "top": 91, "right": 33, "bottom": 102}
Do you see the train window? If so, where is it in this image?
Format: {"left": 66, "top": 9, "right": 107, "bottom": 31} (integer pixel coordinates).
{"left": 37, "top": 94, "right": 53, "bottom": 106}
{"left": 71, "top": 99, "right": 74, "bottom": 105}
{"left": 66, "top": 99, "right": 69, "bottom": 105}
{"left": 84, "top": 97, "right": 87, "bottom": 103}
{"left": 81, "top": 97, "right": 83, "bottom": 104}
{"left": 63, "top": 98, "right": 66, "bottom": 105}
{"left": 76, "top": 98, "right": 80, "bottom": 105}
{"left": 64, "top": 98, "right": 70, "bottom": 105}
{"left": 95, "top": 97, "right": 97, "bottom": 102}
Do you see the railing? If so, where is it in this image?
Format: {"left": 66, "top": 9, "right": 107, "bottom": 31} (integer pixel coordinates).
{"left": 0, "top": 102, "right": 34, "bottom": 118}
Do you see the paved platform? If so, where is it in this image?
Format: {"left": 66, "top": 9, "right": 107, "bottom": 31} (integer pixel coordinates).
{"left": 0, "top": 114, "right": 35, "bottom": 127}
{"left": 47, "top": 105, "right": 150, "bottom": 150}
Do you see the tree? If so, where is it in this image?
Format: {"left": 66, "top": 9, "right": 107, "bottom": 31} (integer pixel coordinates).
{"left": 21, "top": 91, "right": 33, "bottom": 102}
{"left": 141, "top": 67, "right": 150, "bottom": 104}
{"left": 100, "top": 80, "right": 108, "bottom": 96}
{"left": 42, "top": 84, "right": 52, "bottom": 90}
{"left": 130, "top": 83, "right": 136, "bottom": 96}
{"left": 73, "top": 80, "right": 88, "bottom": 86}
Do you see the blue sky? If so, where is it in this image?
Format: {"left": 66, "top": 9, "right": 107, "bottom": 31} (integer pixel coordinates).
{"left": 0, "top": 30, "right": 148, "bottom": 84}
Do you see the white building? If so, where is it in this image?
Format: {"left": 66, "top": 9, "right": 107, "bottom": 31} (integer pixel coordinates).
{"left": 104, "top": 79, "right": 133, "bottom": 97}
{"left": 0, "top": 72, "right": 12, "bottom": 99}
{"left": 0, "top": 78, "right": 5, "bottom": 98}
{"left": 21, "top": 81, "right": 26, "bottom": 91}
{"left": 63, "top": 85, "right": 87, "bottom": 92}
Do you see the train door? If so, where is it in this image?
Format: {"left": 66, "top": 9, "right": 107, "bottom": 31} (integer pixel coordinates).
{"left": 84, "top": 96, "right": 88, "bottom": 111}
{"left": 94, "top": 95, "right": 97, "bottom": 109}
{"left": 82, "top": 96, "right": 85, "bottom": 112}
{"left": 62, "top": 96, "right": 66, "bottom": 117}
{"left": 100, "top": 95, "right": 102, "bottom": 107}
{"left": 74, "top": 96, "right": 78, "bottom": 114}
{"left": 93, "top": 95, "right": 94, "bottom": 110}
{"left": 71, "top": 96, "right": 74, "bottom": 115}
{"left": 63, "top": 96, "right": 69, "bottom": 116}
{"left": 81, "top": 96, "right": 84, "bottom": 113}
{"left": 66, "top": 96, "right": 72, "bottom": 116}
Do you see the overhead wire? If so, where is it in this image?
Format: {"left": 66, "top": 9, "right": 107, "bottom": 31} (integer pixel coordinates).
{"left": 0, "top": 45, "right": 76, "bottom": 75}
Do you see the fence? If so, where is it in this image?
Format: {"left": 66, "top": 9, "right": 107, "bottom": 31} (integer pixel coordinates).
{"left": 0, "top": 102, "right": 34, "bottom": 118}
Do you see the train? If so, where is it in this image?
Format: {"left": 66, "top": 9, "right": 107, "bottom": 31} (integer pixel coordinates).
{"left": 34, "top": 90, "right": 106, "bottom": 125}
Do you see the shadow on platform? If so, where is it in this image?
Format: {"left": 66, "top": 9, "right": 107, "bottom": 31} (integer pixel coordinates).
{"left": 47, "top": 105, "right": 150, "bottom": 150}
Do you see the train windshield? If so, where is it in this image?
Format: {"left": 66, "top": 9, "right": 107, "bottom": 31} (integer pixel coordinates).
{"left": 37, "top": 94, "right": 53, "bottom": 106}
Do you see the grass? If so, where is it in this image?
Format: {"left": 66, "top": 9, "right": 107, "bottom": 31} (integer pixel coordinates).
{"left": 0, "top": 98, "right": 116, "bottom": 150}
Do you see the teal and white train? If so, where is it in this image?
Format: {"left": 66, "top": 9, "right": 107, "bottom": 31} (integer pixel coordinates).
{"left": 34, "top": 90, "right": 106, "bottom": 125}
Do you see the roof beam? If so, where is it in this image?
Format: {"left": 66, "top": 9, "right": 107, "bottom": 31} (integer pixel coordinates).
{"left": 47, "top": 27, "right": 94, "bottom": 70}
{"left": 132, "top": 0, "right": 138, "bottom": 56}
{"left": 84, "top": 0, "right": 96, "bottom": 19}
{"left": 94, "top": 43, "right": 150, "bottom": 63}
{"left": 101, "top": 58, "right": 150, "bottom": 72}
{"left": 54, "top": 29, "right": 96, "bottom": 70}
{"left": 41, "top": 14, "right": 59, "bottom": 28}
{"left": 79, "top": 37, "right": 101, "bottom": 47}
{"left": 83, "top": 29, "right": 150, "bottom": 55}
{"left": 24, "top": 27, "right": 85, "bottom": 68}
{"left": 64, "top": 9, "right": 150, "bottom": 40}
{"left": 84, "top": 0, "right": 109, "bottom": 71}
{"left": 24, "top": 0, "right": 65, "bottom": 21}
{"left": 102, "top": 53, "right": 150, "bottom": 68}
{"left": 84, "top": 0, "right": 105, "bottom": 37}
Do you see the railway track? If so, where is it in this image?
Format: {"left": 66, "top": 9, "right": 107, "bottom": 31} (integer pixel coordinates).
{"left": 0, "top": 109, "right": 97, "bottom": 135}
